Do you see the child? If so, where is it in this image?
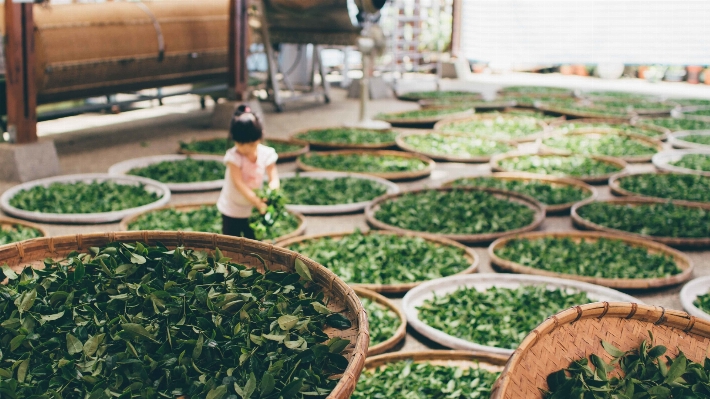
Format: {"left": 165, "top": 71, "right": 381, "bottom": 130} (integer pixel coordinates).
{"left": 217, "top": 105, "right": 280, "bottom": 239}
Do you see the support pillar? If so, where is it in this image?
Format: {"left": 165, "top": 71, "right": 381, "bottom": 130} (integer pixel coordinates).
{"left": 227, "top": 0, "right": 249, "bottom": 101}
{"left": 5, "top": 1, "right": 37, "bottom": 144}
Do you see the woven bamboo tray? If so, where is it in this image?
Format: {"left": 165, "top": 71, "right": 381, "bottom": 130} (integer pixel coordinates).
{"left": 679, "top": 276, "right": 710, "bottom": 322}
{"left": 118, "top": 202, "right": 306, "bottom": 243}
{"left": 669, "top": 130, "right": 710, "bottom": 150}
{"left": 441, "top": 172, "right": 597, "bottom": 214}
{"left": 490, "top": 151, "right": 628, "bottom": 184}
{"left": 364, "top": 350, "right": 508, "bottom": 375}
{"left": 0, "top": 217, "right": 49, "bottom": 242}
{"left": 365, "top": 187, "right": 546, "bottom": 245}
{"left": 352, "top": 287, "right": 407, "bottom": 356}
{"left": 296, "top": 150, "right": 436, "bottom": 181}
{"left": 609, "top": 170, "right": 710, "bottom": 206}
{"left": 402, "top": 274, "right": 640, "bottom": 356}
{"left": 548, "top": 117, "right": 670, "bottom": 141}
{"left": 375, "top": 108, "right": 475, "bottom": 128}
{"left": 178, "top": 137, "right": 309, "bottom": 162}
{"left": 490, "top": 303, "right": 710, "bottom": 399}
{"left": 395, "top": 131, "right": 516, "bottom": 163}
{"left": 571, "top": 197, "right": 710, "bottom": 248}
{"left": 275, "top": 230, "right": 479, "bottom": 294}
{"left": 0, "top": 173, "right": 171, "bottom": 224}
{"left": 419, "top": 100, "right": 517, "bottom": 111}
{"left": 396, "top": 91, "right": 483, "bottom": 102}
{"left": 539, "top": 130, "right": 664, "bottom": 163}
{"left": 433, "top": 114, "right": 548, "bottom": 144}
{"left": 535, "top": 102, "right": 636, "bottom": 120}
{"left": 177, "top": 135, "right": 229, "bottom": 156}
{"left": 0, "top": 231, "right": 368, "bottom": 399}
{"left": 679, "top": 107, "right": 710, "bottom": 123}
{"left": 290, "top": 127, "right": 397, "bottom": 150}
{"left": 108, "top": 154, "right": 225, "bottom": 192}
{"left": 652, "top": 149, "right": 710, "bottom": 177}
{"left": 488, "top": 231, "right": 693, "bottom": 290}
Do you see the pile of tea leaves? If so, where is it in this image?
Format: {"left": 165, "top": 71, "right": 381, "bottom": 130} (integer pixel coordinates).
{"left": 401, "top": 133, "right": 513, "bottom": 158}
{"left": 294, "top": 128, "right": 397, "bottom": 146}
{"left": 0, "top": 224, "right": 43, "bottom": 245}
{"left": 436, "top": 115, "right": 543, "bottom": 141}
{"left": 299, "top": 153, "right": 428, "bottom": 174}
{"left": 128, "top": 158, "right": 225, "bottom": 183}
{"left": 616, "top": 173, "right": 710, "bottom": 203}
{"left": 552, "top": 121, "right": 665, "bottom": 139}
{"left": 677, "top": 134, "right": 710, "bottom": 146}
{"left": 360, "top": 297, "right": 401, "bottom": 347}
{"left": 542, "top": 133, "right": 658, "bottom": 158}
{"left": 449, "top": 176, "right": 591, "bottom": 207}
{"left": 376, "top": 107, "right": 471, "bottom": 121}
{"left": 640, "top": 117, "right": 710, "bottom": 132}
{"left": 281, "top": 175, "right": 388, "bottom": 206}
{"left": 670, "top": 153, "right": 710, "bottom": 172}
{"left": 179, "top": 139, "right": 303, "bottom": 156}
{"left": 497, "top": 155, "right": 622, "bottom": 178}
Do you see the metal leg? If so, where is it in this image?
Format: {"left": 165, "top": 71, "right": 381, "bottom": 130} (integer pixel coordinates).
{"left": 257, "top": 0, "right": 283, "bottom": 112}
{"left": 316, "top": 46, "right": 331, "bottom": 103}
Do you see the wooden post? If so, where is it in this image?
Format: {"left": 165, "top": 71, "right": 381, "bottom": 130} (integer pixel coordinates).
{"left": 5, "top": 1, "right": 37, "bottom": 144}
{"left": 450, "top": 0, "right": 462, "bottom": 58}
{"left": 228, "top": 0, "right": 248, "bottom": 101}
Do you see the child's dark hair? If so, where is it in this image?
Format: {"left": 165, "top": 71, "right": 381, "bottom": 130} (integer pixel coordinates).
{"left": 229, "top": 105, "right": 263, "bottom": 143}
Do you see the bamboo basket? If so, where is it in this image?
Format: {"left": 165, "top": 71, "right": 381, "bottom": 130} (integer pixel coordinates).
{"left": 669, "top": 130, "right": 710, "bottom": 150}
{"left": 177, "top": 137, "right": 309, "bottom": 162}
{"left": 0, "top": 217, "right": 49, "bottom": 242}
{"left": 365, "top": 187, "right": 546, "bottom": 245}
{"left": 609, "top": 171, "right": 710, "bottom": 206}
{"left": 490, "top": 152, "right": 628, "bottom": 184}
{"left": 653, "top": 149, "right": 710, "bottom": 177}
{"left": 177, "top": 135, "right": 230, "bottom": 156}
{"left": 275, "top": 230, "right": 479, "bottom": 294}
{"left": 351, "top": 287, "right": 407, "bottom": 356}
{"left": 419, "top": 100, "right": 517, "bottom": 111}
{"left": 488, "top": 231, "right": 693, "bottom": 290}
{"left": 441, "top": 172, "right": 597, "bottom": 214}
{"left": 491, "top": 303, "right": 710, "bottom": 399}
{"left": 0, "top": 231, "right": 369, "bottom": 399}
{"left": 571, "top": 197, "right": 710, "bottom": 248}
{"left": 679, "top": 107, "right": 710, "bottom": 123}
{"left": 118, "top": 202, "right": 306, "bottom": 243}
{"left": 364, "top": 350, "right": 508, "bottom": 374}
{"left": 535, "top": 102, "right": 636, "bottom": 120}
{"left": 539, "top": 130, "right": 664, "bottom": 163}
{"left": 296, "top": 150, "right": 436, "bottom": 181}
{"left": 290, "top": 127, "right": 397, "bottom": 150}
{"left": 396, "top": 92, "right": 483, "bottom": 102}
{"left": 395, "top": 131, "right": 516, "bottom": 163}
{"left": 433, "top": 113, "right": 549, "bottom": 143}
{"left": 548, "top": 117, "right": 670, "bottom": 141}
{"left": 375, "top": 108, "right": 474, "bottom": 127}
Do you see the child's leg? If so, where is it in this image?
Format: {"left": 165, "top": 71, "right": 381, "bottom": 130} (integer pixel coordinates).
{"left": 222, "top": 214, "right": 256, "bottom": 239}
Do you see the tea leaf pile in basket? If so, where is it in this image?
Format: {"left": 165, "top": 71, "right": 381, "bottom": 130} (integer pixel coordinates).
{"left": 617, "top": 173, "right": 710, "bottom": 203}
{"left": 401, "top": 133, "right": 513, "bottom": 158}
{"left": 497, "top": 155, "right": 622, "bottom": 178}
{"left": 417, "top": 285, "right": 592, "bottom": 349}
{"left": 675, "top": 99, "right": 710, "bottom": 107}
{"left": 542, "top": 134, "right": 658, "bottom": 158}
{"left": 0, "top": 242, "right": 353, "bottom": 399}
{"left": 679, "top": 135, "right": 710, "bottom": 146}
{"left": 684, "top": 109, "right": 710, "bottom": 118}
{"left": 376, "top": 107, "right": 470, "bottom": 121}
{"left": 281, "top": 176, "right": 388, "bottom": 206}
{"left": 540, "top": 101, "right": 633, "bottom": 119}
{"left": 299, "top": 153, "right": 428, "bottom": 174}
{"left": 584, "top": 91, "right": 659, "bottom": 101}
{"left": 128, "top": 158, "right": 225, "bottom": 183}
{"left": 399, "top": 91, "right": 481, "bottom": 101}
{"left": 640, "top": 117, "right": 710, "bottom": 132}
{"left": 8, "top": 181, "right": 160, "bottom": 214}
{"left": 437, "top": 115, "right": 542, "bottom": 141}
{"left": 374, "top": 190, "right": 535, "bottom": 235}
{"left": 249, "top": 188, "right": 300, "bottom": 241}
{"left": 576, "top": 202, "right": 710, "bottom": 238}
{"left": 286, "top": 230, "right": 472, "bottom": 286}
{"left": 497, "top": 95, "right": 574, "bottom": 109}
{"left": 360, "top": 297, "right": 400, "bottom": 347}
{"left": 294, "top": 128, "right": 397, "bottom": 146}
{"left": 500, "top": 109, "right": 562, "bottom": 123}
{"left": 0, "top": 224, "right": 42, "bottom": 245}
{"left": 499, "top": 86, "right": 571, "bottom": 96}
{"left": 543, "top": 333, "right": 710, "bottom": 399}
{"left": 449, "top": 176, "right": 591, "bottom": 206}
{"left": 593, "top": 99, "right": 676, "bottom": 114}
{"left": 180, "top": 139, "right": 304, "bottom": 156}
{"left": 553, "top": 121, "right": 665, "bottom": 138}
{"left": 693, "top": 292, "right": 710, "bottom": 315}
{"left": 352, "top": 360, "right": 500, "bottom": 399}
{"left": 495, "top": 237, "right": 682, "bottom": 279}
{"left": 671, "top": 153, "right": 710, "bottom": 172}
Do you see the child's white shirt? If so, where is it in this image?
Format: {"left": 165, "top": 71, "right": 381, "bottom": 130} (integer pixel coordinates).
{"left": 217, "top": 144, "right": 278, "bottom": 218}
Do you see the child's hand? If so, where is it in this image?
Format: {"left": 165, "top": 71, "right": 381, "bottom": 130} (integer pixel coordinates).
{"left": 256, "top": 200, "right": 268, "bottom": 215}
{"left": 268, "top": 180, "right": 280, "bottom": 190}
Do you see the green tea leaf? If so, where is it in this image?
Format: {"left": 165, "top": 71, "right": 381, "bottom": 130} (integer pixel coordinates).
{"left": 66, "top": 333, "right": 83, "bottom": 355}
{"left": 294, "top": 258, "right": 312, "bottom": 282}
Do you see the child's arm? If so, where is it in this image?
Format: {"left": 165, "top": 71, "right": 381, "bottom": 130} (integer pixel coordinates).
{"left": 266, "top": 163, "right": 280, "bottom": 190}
{"left": 228, "top": 163, "right": 267, "bottom": 214}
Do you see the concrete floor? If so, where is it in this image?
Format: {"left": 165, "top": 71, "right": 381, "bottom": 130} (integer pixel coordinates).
{"left": 1, "top": 86, "right": 708, "bottom": 353}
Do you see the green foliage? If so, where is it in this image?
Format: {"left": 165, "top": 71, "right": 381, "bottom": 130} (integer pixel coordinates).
{"left": 398, "top": 91, "right": 481, "bottom": 101}
{"left": 8, "top": 181, "right": 159, "bottom": 214}
{"left": 418, "top": 285, "right": 592, "bottom": 349}
{"left": 498, "top": 155, "right": 622, "bottom": 178}
{"left": 593, "top": 99, "right": 676, "bottom": 114}
{"left": 360, "top": 297, "right": 400, "bottom": 347}
{"left": 376, "top": 107, "right": 470, "bottom": 121}
{"left": 449, "top": 176, "right": 590, "bottom": 206}
{"left": 179, "top": 139, "right": 303, "bottom": 156}
{"left": 501, "top": 109, "right": 562, "bottom": 123}
{"left": 541, "top": 101, "right": 633, "bottom": 118}
{"left": 294, "top": 128, "right": 397, "bottom": 146}
{"left": 543, "top": 333, "right": 710, "bottom": 398}
{"left": 266, "top": 140, "right": 305, "bottom": 155}
{"left": 299, "top": 153, "right": 428, "bottom": 174}
{"left": 0, "top": 224, "right": 42, "bottom": 245}
{"left": 249, "top": 188, "right": 300, "bottom": 241}
{"left": 374, "top": 189, "right": 535, "bottom": 235}
{"left": 641, "top": 118, "right": 710, "bottom": 132}
{"left": 684, "top": 108, "right": 710, "bottom": 117}
{"left": 402, "top": 133, "right": 512, "bottom": 158}
{"left": 681, "top": 135, "right": 710, "bottom": 146}
{"left": 553, "top": 121, "right": 665, "bottom": 138}
{"left": 584, "top": 91, "right": 659, "bottom": 100}
{"left": 499, "top": 86, "right": 571, "bottom": 96}
{"left": 495, "top": 237, "right": 682, "bottom": 279}
{"left": 694, "top": 292, "right": 710, "bottom": 315}
{"left": 286, "top": 230, "right": 472, "bottom": 286}
{"left": 675, "top": 99, "right": 710, "bottom": 107}
{"left": 437, "top": 115, "right": 543, "bottom": 141}
{"left": 0, "top": 242, "right": 352, "bottom": 398}
{"left": 577, "top": 201, "right": 710, "bottom": 238}
{"left": 542, "top": 134, "right": 658, "bottom": 157}
{"left": 618, "top": 173, "right": 710, "bottom": 203}
{"left": 352, "top": 360, "right": 500, "bottom": 399}
{"left": 281, "top": 176, "right": 388, "bottom": 206}
{"left": 128, "top": 158, "right": 225, "bottom": 183}
{"left": 671, "top": 153, "right": 710, "bottom": 172}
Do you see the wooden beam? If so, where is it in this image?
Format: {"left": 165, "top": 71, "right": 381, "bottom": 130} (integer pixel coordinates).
{"left": 450, "top": 0, "right": 462, "bottom": 58}
{"left": 5, "top": 1, "right": 37, "bottom": 144}
{"left": 228, "top": 0, "right": 249, "bottom": 101}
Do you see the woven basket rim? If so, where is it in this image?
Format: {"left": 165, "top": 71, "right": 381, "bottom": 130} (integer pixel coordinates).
{"left": 364, "top": 186, "right": 546, "bottom": 244}
{"left": 364, "top": 349, "right": 509, "bottom": 371}
{"left": 296, "top": 149, "right": 435, "bottom": 181}
{"left": 608, "top": 170, "right": 710, "bottom": 206}
{"left": 433, "top": 113, "right": 549, "bottom": 143}
{"left": 440, "top": 172, "right": 597, "bottom": 214}
{"left": 538, "top": 130, "right": 663, "bottom": 163}
{"left": 107, "top": 154, "right": 226, "bottom": 193}
{"left": 0, "top": 216, "right": 50, "bottom": 240}
{"left": 489, "top": 151, "right": 628, "bottom": 184}
{"left": 290, "top": 126, "right": 398, "bottom": 150}
{"left": 652, "top": 149, "right": 710, "bottom": 177}
{"left": 351, "top": 287, "right": 407, "bottom": 357}
{"left": 396, "top": 91, "right": 483, "bottom": 102}
{"left": 177, "top": 137, "right": 310, "bottom": 161}
{"left": 273, "top": 229, "right": 479, "bottom": 293}
{"left": 548, "top": 117, "right": 670, "bottom": 140}
{"left": 491, "top": 302, "right": 710, "bottom": 399}
{"left": 118, "top": 201, "right": 307, "bottom": 243}
{"left": 534, "top": 103, "right": 636, "bottom": 120}
{"left": 375, "top": 108, "right": 474, "bottom": 125}
{"left": 571, "top": 197, "right": 710, "bottom": 247}
{"left": 668, "top": 130, "right": 710, "bottom": 150}
{"left": 419, "top": 100, "right": 517, "bottom": 110}
{"left": 488, "top": 230, "right": 694, "bottom": 290}
{"left": 395, "top": 130, "right": 516, "bottom": 163}
{"left": 0, "top": 231, "right": 369, "bottom": 399}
